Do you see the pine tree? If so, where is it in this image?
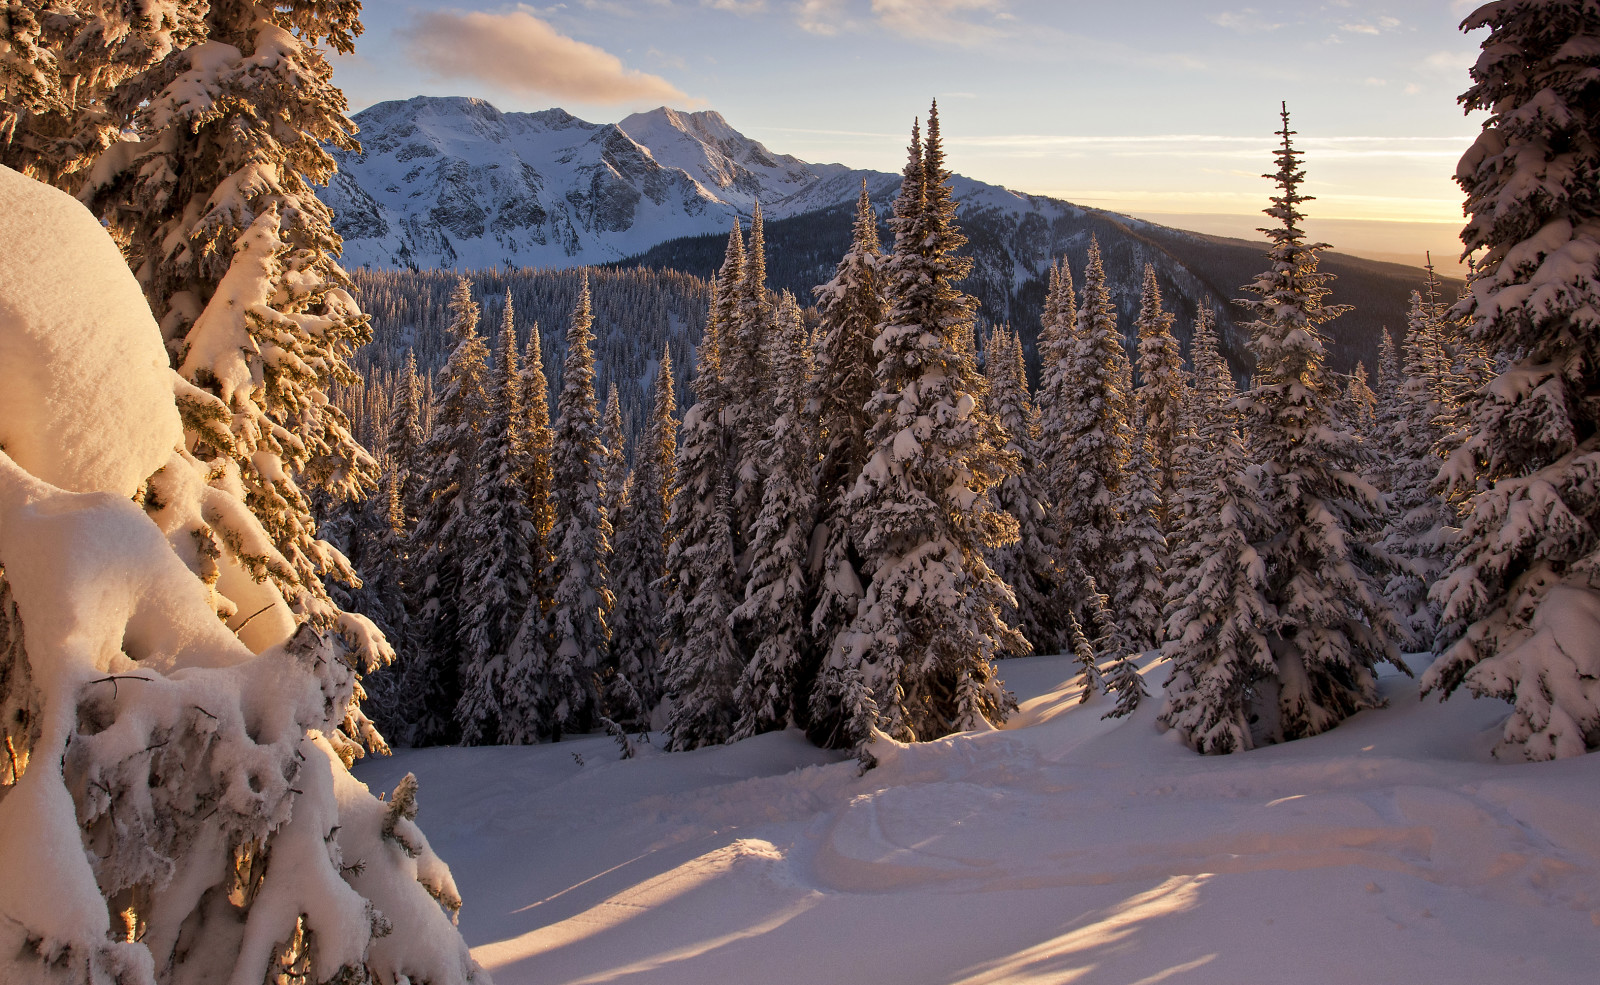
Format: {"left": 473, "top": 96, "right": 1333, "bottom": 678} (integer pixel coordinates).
{"left": 456, "top": 301, "right": 534, "bottom": 744}
{"left": 733, "top": 292, "right": 817, "bottom": 737}
{"left": 84, "top": 5, "right": 377, "bottom": 639}
{"left": 610, "top": 348, "right": 679, "bottom": 723}
{"left": 1370, "top": 327, "right": 1405, "bottom": 491}
{"left": 600, "top": 381, "right": 630, "bottom": 546}
{"left": 1057, "top": 237, "right": 1132, "bottom": 598}
{"left": 1425, "top": 0, "right": 1600, "bottom": 760}
{"left": 1158, "top": 385, "right": 1275, "bottom": 753}
{"left": 1231, "top": 104, "right": 1405, "bottom": 744}
{"left": 985, "top": 326, "right": 1061, "bottom": 654}
{"left": 0, "top": 2, "right": 206, "bottom": 187}
{"left": 1110, "top": 412, "right": 1168, "bottom": 651}
{"left": 1066, "top": 610, "right": 1103, "bottom": 702}
{"left": 1381, "top": 275, "right": 1461, "bottom": 649}
{"left": 529, "top": 272, "right": 614, "bottom": 740}
{"left": 1344, "top": 362, "right": 1379, "bottom": 435}
{"left": 407, "top": 278, "right": 491, "bottom": 745}
{"left": 1134, "top": 263, "right": 1187, "bottom": 534}
{"left": 727, "top": 206, "right": 773, "bottom": 547}
{"left": 829, "top": 103, "right": 1022, "bottom": 746}
{"left": 806, "top": 179, "right": 887, "bottom": 742}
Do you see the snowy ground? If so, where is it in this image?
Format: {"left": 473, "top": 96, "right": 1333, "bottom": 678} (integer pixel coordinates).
{"left": 354, "top": 655, "right": 1600, "bottom": 984}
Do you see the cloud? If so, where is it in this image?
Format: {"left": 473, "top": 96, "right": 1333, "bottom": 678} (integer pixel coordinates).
{"left": 868, "top": 0, "right": 1010, "bottom": 45}
{"left": 1341, "top": 22, "right": 1379, "bottom": 35}
{"left": 399, "top": 8, "right": 690, "bottom": 105}
{"left": 703, "top": 0, "right": 767, "bottom": 11}
{"left": 792, "top": 0, "right": 1010, "bottom": 45}
{"left": 1422, "top": 49, "right": 1476, "bottom": 78}
{"left": 1208, "top": 9, "right": 1283, "bottom": 33}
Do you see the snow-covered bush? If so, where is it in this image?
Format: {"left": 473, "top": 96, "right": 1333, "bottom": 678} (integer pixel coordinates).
{"left": 0, "top": 167, "right": 482, "bottom": 985}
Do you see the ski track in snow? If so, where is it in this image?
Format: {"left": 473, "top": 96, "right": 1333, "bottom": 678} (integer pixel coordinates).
{"left": 353, "top": 654, "right": 1600, "bottom": 984}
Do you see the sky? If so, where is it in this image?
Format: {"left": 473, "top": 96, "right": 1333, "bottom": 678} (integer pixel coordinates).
{"left": 331, "top": 1, "right": 1490, "bottom": 269}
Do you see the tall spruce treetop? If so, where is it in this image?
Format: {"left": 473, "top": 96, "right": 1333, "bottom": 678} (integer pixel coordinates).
{"left": 539, "top": 271, "right": 614, "bottom": 737}
{"left": 834, "top": 103, "right": 1022, "bottom": 745}
{"left": 601, "top": 381, "right": 630, "bottom": 534}
{"left": 386, "top": 348, "right": 425, "bottom": 523}
{"left": 1134, "top": 263, "right": 1187, "bottom": 533}
{"left": 519, "top": 320, "right": 556, "bottom": 547}
{"left": 1426, "top": 0, "right": 1600, "bottom": 759}
{"left": 1057, "top": 237, "right": 1131, "bottom": 596}
{"left": 1235, "top": 104, "right": 1405, "bottom": 743}
{"left": 610, "top": 348, "right": 680, "bottom": 716}
{"left": 812, "top": 179, "right": 887, "bottom": 505}
{"left": 728, "top": 203, "right": 775, "bottom": 543}
{"left": 457, "top": 302, "right": 533, "bottom": 744}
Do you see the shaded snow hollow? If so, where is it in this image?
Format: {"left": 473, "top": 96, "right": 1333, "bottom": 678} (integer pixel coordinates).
{"left": 355, "top": 654, "right": 1600, "bottom": 985}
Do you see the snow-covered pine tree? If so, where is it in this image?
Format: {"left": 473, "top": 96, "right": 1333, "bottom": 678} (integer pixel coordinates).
{"left": 661, "top": 226, "right": 752, "bottom": 749}
{"left": 1134, "top": 263, "right": 1187, "bottom": 535}
{"left": 1158, "top": 369, "right": 1275, "bottom": 753}
{"left": 1370, "top": 327, "right": 1405, "bottom": 490}
{"left": 388, "top": 348, "right": 427, "bottom": 524}
{"left": 1233, "top": 104, "right": 1405, "bottom": 743}
{"left": 726, "top": 204, "right": 775, "bottom": 548}
{"left": 1425, "top": 0, "right": 1600, "bottom": 760}
{"left": 985, "top": 325, "right": 1061, "bottom": 654}
{"left": 519, "top": 320, "right": 557, "bottom": 603}
{"left": 0, "top": 1, "right": 205, "bottom": 187}
{"left": 610, "top": 348, "right": 679, "bottom": 723}
{"left": 1344, "top": 362, "right": 1379, "bottom": 435}
{"left": 1066, "top": 609, "right": 1103, "bottom": 702}
{"left": 84, "top": 4, "right": 378, "bottom": 643}
{"left": 531, "top": 272, "right": 614, "bottom": 740}
{"left": 1056, "top": 236, "right": 1132, "bottom": 600}
{"left": 456, "top": 301, "right": 534, "bottom": 745}
{"left": 806, "top": 179, "right": 887, "bottom": 743}
{"left": 830, "top": 103, "right": 1023, "bottom": 745}
{"left": 406, "top": 277, "right": 491, "bottom": 745}
{"left": 1380, "top": 277, "right": 1462, "bottom": 649}
{"left": 733, "top": 292, "right": 818, "bottom": 737}
{"left": 600, "top": 381, "right": 630, "bottom": 551}
{"left": 1110, "top": 411, "right": 1168, "bottom": 651}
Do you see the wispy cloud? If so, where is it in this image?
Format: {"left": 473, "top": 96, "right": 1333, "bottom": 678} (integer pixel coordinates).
{"left": 1208, "top": 9, "right": 1283, "bottom": 33}
{"left": 399, "top": 8, "right": 690, "bottom": 105}
{"left": 790, "top": 0, "right": 1010, "bottom": 45}
{"left": 945, "top": 133, "right": 1472, "bottom": 162}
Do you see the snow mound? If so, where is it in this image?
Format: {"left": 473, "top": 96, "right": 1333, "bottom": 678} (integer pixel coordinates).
{"left": 0, "top": 166, "right": 182, "bottom": 497}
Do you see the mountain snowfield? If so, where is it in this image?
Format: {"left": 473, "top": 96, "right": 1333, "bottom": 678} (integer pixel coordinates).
{"left": 353, "top": 653, "right": 1600, "bottom": 985}
{"left": 322, "top": 96, "right": 1116, "bottom": 276}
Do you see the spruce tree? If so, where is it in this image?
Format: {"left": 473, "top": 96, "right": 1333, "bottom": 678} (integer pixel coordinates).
{"left": 1110, "top": 411, "right": 1168, "bottom": 651}
{"left": 1134, "top": 263, "right": 1187, "bottom": 534}
{"left": 610, "top": 349, "right": 679, "bottom": 722}
{"left": 1426, "top": 0, "right": 1600, "bottom": 759}
{"left": 456, "top": 301, "right": 535, "bottom": 744}
{"left": 830, "top": 103, "right": 1022, "bottom": 745}
{"left": 1057, "top": 237, "right": 1132, "bottom": 599}
{"left": 733, "top": 292, "right": 818, "bottom": 737}
{"left": 807, "top": 179, "right": 887, "bottom": 742}
{"left": 1231, "top": 104, "right": 1404, "bottom": 744}
{"left": 407, "top": 277, "right": 491, "bottom": 745}
{"left": 727, "top": 206, "right": 773, "bottom": 547}
{"left": 532, "top": 272, "right": 614, "bottom": 739}
{"left": 985, "top": 326, "right": 1061, "bottom": 654}
{"left": 600, "top": 381, "right": 630, "bottom": 547}
{"left": 1344, "top": 362, "right": 1379, "bottom": 435}
{"left": 662, "top": 264, "right": 744, "bottom": 749}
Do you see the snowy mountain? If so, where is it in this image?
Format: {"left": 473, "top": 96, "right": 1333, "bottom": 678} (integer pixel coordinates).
{"left": 327, "top": 96, "right": 1448, "bottom": 374}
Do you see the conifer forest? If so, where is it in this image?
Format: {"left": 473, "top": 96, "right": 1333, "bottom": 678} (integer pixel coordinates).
{"left": 1, "top": 3, "right": 1598, "bottom": 984}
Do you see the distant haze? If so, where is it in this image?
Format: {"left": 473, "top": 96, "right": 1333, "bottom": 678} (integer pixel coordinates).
{"left": 1121, "top": 213, "right": 1470, "bottom": 274}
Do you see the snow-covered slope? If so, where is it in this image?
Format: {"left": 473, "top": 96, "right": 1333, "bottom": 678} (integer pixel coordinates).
{"left": 353, "top": 653, "right": 1599, "bottom": 985}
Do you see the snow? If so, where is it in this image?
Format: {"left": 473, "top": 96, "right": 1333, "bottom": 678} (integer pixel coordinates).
{"left": 0, "top": 166, "right": 183, "bottom": 497}
{"left": 355, "top": 652, "right": 1600, "bottom": 985}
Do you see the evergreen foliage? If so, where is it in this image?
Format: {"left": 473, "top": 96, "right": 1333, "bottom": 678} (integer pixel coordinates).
{"left": 828, "top": 103, "right": 1022, "bottom": 746}
{"left": 456, "top": 301, "right": 535, "bottom": 744}
{"left": 531, "top": 273, "right": 614, "bottom": 740}
{"left": 1425, "top": 0, "right": 1600, "bottom": 759}
{"left": 610, "top": 348, "right": 679, "bottom": 722}
{"left": 407, "top": 278, "right": 491, "bottom": 745}
{"left": 1134, "top": 262, "right": 1187, "bottom": 534}
{"left": 1110, "top": 412, "right": 1169, "bottom": 651}
{"left": 1056, "top": 237, "right": 1132, "bottom": 598}
{"left": 1229, "top": 104, "right": 1405, "bottom": 745}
